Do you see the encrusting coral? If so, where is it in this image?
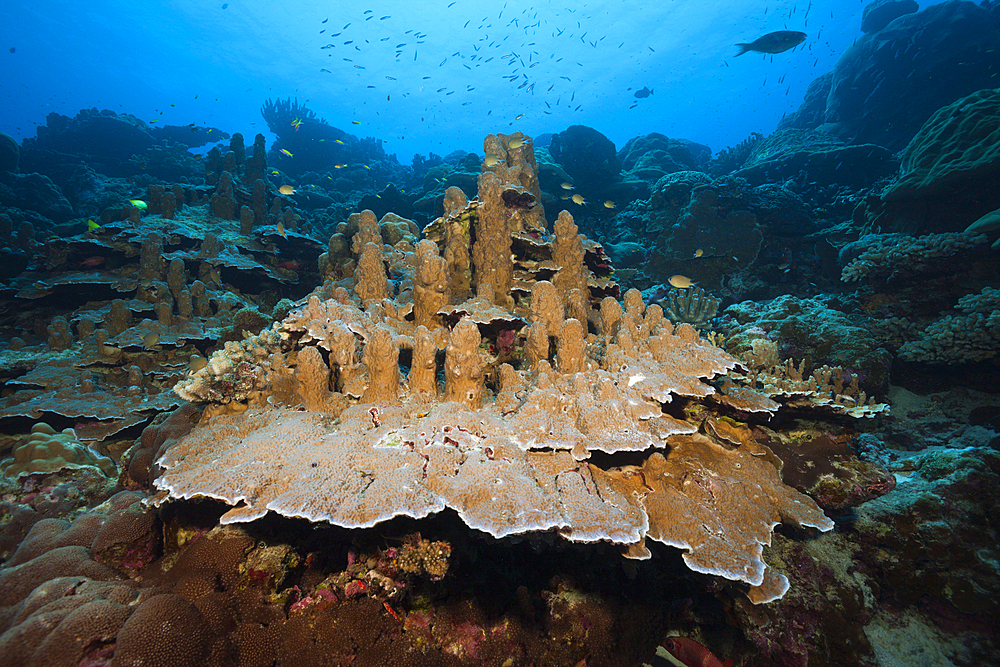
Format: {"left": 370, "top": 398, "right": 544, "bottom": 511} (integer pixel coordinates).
{"left": 156, "top": 133, "right": 844, "bottom": 605}
{"left": 172, "top": 326, "right": 284, "bottom": 414}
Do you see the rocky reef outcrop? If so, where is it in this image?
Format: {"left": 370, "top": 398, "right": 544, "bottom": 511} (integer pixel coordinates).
{"left": 780, "top": 0, "right": 1000, "bottom": 151}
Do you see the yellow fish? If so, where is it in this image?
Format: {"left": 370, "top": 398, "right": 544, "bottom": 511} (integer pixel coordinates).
{"left": 279, "top": 185, "right": 296, "bottom": 195}
{"left": 334, "top": 163, "right": 347, "bottom": 169}
{"left": 129, "top": 199, "right": 147, "bottom": 209}
{"left": 603, "top": 200, "right": 615, "bottom": 209}
{"left": 484, "top": 153, "right": 501, "bottom": 167}
{"left": 571, "top": 194, "right": 585, "bottom": 205}
{"left": 560, "top": 182, "right": 573, "bottom": 190}
{"left": 280, "top": 148, "right": 293, "bottom": 157}
{"left": 508, "top": 137, "right": 524, "bottom": 149}
{"left": 87, "top": 219, "right": 100, "bottom": 231}
{"left": 335, "top": 139, "right": 345, "bottom": 145}
{"left": 188, "top": 354, "right": 208, "bottom": 372}
{"left": 277, "top": 221, "right": 287, "bottom": 238}
{"left": 142, "top": 332, "right": 160, "bottom": 349}
{"left": 668, "top": 274, "right": 696, "bottom": 289}
{"left": 694, "top": 249, "right": 704, "bottom": 258}
{"left": 515, "top": 113, "right": 524, "bottom": 120}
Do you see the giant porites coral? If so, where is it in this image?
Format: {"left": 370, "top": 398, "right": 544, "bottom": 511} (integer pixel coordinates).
{"left": 155, "top": 131, "right": 833, "bottom": 605}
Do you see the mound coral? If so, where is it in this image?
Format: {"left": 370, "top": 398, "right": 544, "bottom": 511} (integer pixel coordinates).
{"left": 721, "top": 295, "right": 894, "bottom": 394}
{"left": 883, "top": 88, "right": 1000, "bottom": 202}
{"left": 643, "top": 178, "right": 762, "bottom": 291}
{"left": 0, "top": 423, "right": 117, "bottom": 479}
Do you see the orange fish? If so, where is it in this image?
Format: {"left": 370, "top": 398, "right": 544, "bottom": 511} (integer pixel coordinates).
{"left": 277, "top": 259, "right": 301, "bottom": 270}
{"left": 79, "top": 256, "right": 106, "bottom": 268}
{"left": 661, "top": 637, "right": 732, "bottom": 667}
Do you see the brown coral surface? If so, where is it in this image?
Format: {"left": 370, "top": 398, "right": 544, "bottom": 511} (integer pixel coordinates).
{"left": 157, "top": 262, "right": 832, "bottom": 602}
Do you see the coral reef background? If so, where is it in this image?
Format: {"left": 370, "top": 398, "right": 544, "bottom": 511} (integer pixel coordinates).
{"left": 1, "top": 0, "right": 999, "bottom": 666}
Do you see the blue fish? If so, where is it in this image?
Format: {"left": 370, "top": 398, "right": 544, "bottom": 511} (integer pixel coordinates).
{"left": 633, "top": 86, "right": 653, "bottom": 99}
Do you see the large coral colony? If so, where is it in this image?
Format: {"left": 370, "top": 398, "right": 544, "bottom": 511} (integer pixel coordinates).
{"left": 0, "top": 122, "right": 917, "bottom": 666}
{"left": 162, "top": 134, "right": 839, "bottom": 601}
{"left": 2, "top": 3, "right": 1000, "bottom": 665}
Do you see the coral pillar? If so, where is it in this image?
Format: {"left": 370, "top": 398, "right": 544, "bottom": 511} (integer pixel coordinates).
{"left": 413, "top": 240, "right": 449, "bottom": 329}
{"left": 409, "top": 325, "right": 438, "bottom": 401}
{"left": 444, "top": 318, "right": 485, "bottom": 408}
{"left": 296, "top": 346, "right": 331, "bottom": 411}
{"left": 471, "top": 172, "right": 513, "bottom": 308}
{"left": 361, "top": 326, "right": 400, "bottom": 405}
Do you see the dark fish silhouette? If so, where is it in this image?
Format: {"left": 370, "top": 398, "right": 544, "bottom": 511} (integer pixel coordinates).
{"left": 634, "top": 86, "right": 653, "bottom": 99}
{"left": 734, "top": 30, "right": 806, "bottom": 56}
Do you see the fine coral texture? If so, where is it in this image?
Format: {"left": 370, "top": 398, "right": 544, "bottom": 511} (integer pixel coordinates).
{"left": 899, "top": 286, "right": 1000, "bottom": 363}
{"left": 841, "top": 231, "right": 988, "bottom": 283}
{"left": 157, "top": 284, "right": 832, "bottom": 601}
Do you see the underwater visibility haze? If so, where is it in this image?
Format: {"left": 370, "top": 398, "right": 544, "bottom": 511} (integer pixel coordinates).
{"left": 5, "top": 0, "right": 898, "bottom": 157}
{"left": 1, "top": 0, "right": 999, "bottom": 666}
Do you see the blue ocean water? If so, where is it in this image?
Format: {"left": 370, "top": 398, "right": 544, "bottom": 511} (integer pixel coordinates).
{"left": 1, "top": 0, "right": 935, "bottom": 158}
